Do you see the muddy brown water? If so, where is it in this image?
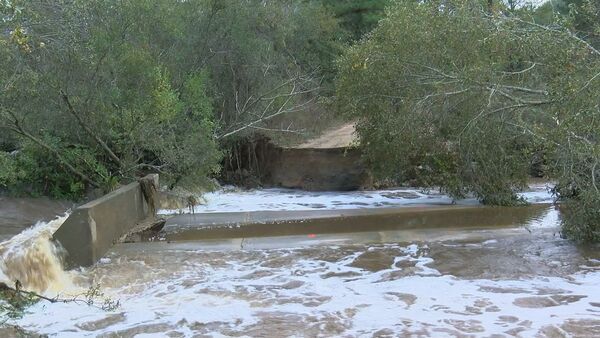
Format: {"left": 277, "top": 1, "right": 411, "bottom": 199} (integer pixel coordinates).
{"left": 1, "top": 198, "right": 599, "bottom": 337}
{"left": 158, "top": 204, "right": 551, "bottom": 242}
{"left": 0, "top": 196, "right": 72, "bottom": 241}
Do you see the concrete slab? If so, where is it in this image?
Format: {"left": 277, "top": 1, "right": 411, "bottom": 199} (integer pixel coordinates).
{"left": 161, "top": 204, "right": 551, "bottom": 242}
{"left": 53, "top": 175, "right": 159, "bottom": 268}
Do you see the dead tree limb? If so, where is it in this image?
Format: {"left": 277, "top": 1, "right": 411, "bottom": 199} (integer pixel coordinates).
{"left": 217, "top": 73, "right": 320, "bottom": 140}
{"left": 0, "top": 282, "right": 120, "bottom": 311}
{"left": 217, "top": 87, "right": 297, "bottom": 139}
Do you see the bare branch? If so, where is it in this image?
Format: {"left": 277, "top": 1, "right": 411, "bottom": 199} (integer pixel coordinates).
{"left": 501, "top": 62, "right": 537, "bottom": 75}
{"left": 513, "top": 18, "right": 600, "bottom": 57}
{"left": 249, "top": 125, "right": 305, "bottom": 135}
{"left": 418, "top": 87, "right": 471, "bottom": 103}
{"left": 216, "top": 73, "right": 320, "bottom": 140}
{"left": 61, "top": 90, "right": 123, "bottom": 168}
{"left": 217, "top": 84, "right": 298, "bottom": 140}
{"left": 577, "top": 71, "right": 600, "bottom": 94}
{"left": 592, "top": 160, "right": 599, "bottom": 194}
{"left": 0, "top": 282, "right": 119, "bottom": 311}
{"left": 497, "top": 84, "right": 548, "bottom": 95}
{"left": 490, "top": 87, "right": 553, "bottom": 105}
{"left": 1, "top": 108, "right": 101, "bottom": 188}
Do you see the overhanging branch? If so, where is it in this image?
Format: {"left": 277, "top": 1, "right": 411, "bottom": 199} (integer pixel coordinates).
{"left": 0, "top": 108, "right": 101, "bottom": 188}
{"left": 60, "top": 90, "right": 123, "bottom": 169}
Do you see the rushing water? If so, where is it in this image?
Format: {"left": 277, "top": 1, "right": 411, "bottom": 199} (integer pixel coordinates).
{"left": 0, "top": 215, "right": 77, "bottom": 294}
{"left": 0, "top": 196, "right": 72, "bottom": 242}
{"left": 1, "top": 186, "right": 599, "bottom": 337}
{"left": 158, "top": 184, "right": 554, "bottom": 215}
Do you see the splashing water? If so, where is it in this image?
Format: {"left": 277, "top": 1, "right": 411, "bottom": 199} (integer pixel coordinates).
{"left": 0, "top": 215, "right": 77, "bottom": 294}
{"left": 0, "top": 196, "right": 597, "bottom": 336}
{"left": 14, "top": 236, "right": 600, "bottom": 337}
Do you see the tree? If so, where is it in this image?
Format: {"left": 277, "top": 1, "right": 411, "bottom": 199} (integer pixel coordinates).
{"left": 0, "top": 1, "right": 222, "bottom": 196}
{"left": 536, "top": 0, "right": 600, "bottom": 48}
{"left": 336, "top": 0, "right": 600, "bottom": 240}
{"left": 192, "top": 0, "right": 343, "bottom": 141}
{"left": 0, "top": 0, "right": 343, "bottom": 197}
{"left": 316, "top": 0, "right": 390, "bottom": 40}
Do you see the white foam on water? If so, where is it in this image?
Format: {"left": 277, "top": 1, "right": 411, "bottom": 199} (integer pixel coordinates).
{"left": 11, "top": 241, "right": 600, "bottom": 337}
{"left": 159, "top": 183, "right": 555, "bottom": 215}
{"left": 4, "top": 183, "right": 589, "bottom": 337}
{"left": 0, "top": 215, "right": 79, "bottom": 294}
{"left": 519, "top": 182, "right": 557, "bottom": 204}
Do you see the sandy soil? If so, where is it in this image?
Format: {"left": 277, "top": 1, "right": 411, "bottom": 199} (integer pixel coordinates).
{"left": 296, "top": 122, "right": 356, "bottom": 148}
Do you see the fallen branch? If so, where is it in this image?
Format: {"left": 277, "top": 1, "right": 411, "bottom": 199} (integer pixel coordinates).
{"left": 0, "top": 281, "right": 120, "bottom": 312}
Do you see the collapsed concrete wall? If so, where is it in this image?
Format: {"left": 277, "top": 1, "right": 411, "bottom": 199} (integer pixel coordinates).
{"left": 222, "top": 136, "right": 372, "bottom": 191}
{"left": 263, "top": 147, "right": 371, "bottom": 191}
{"left": 53, "top": 174, "right": 159, "bottom": 268}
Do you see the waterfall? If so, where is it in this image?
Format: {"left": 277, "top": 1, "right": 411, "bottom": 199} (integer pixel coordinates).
{"left": 0, "top": 215, "right": 76, "bottom": 294}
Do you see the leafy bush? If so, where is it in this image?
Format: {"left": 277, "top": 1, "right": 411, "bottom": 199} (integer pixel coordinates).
{"left": 0, "top": 0, "right": 343, "bottom": 197}
{"left": 336, "top": 0, "right": 600, "bottom": 238}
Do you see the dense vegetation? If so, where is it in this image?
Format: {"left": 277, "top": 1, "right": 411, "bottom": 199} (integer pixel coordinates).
{"left": 0, "top": 0, "right": 343, "bottom": 198}
{"left": 0, "top": 0, "right": 598, "bottom": 241}
{"left": 316, "top": 0, "right": 390, "bottom": 39}
{"left": 337, "top": 0, "right": 600, "bottom": 241}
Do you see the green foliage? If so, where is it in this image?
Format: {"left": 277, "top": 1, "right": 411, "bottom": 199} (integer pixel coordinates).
{"left": 0, "top": 288, "right": 38, "bottom": 320}
{"left": 316, "top": 0, "right": 390, "bottom": 40}
{"left": 560, "top": 189, "right": 600, "bottom": 242}
{"left": 0, "top": 152, "right": 22, "bottom": 189}
{"left": 536, "top": 0, "right": 600, "bottom": 48}
{"left": 0, "top": 142, "right": 100, "bottom": 199}
{"left": 0, "top": 0, "right": 343, "bottom": 197}
{"left": 336, "top": 0, "right": 541, "bottom": 205}
{"left": 336, "top": 0, "right": 600, "bottom": 239}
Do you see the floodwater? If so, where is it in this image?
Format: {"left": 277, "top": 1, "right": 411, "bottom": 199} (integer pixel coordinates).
{"left": 1, "top": 187, "right": 599, "bottom": 337}
{"left": 158, "top": 183, "right": 554, "bottom": 215}
{"left": 0, "top": 196, "right": 72, "bottom": 242}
